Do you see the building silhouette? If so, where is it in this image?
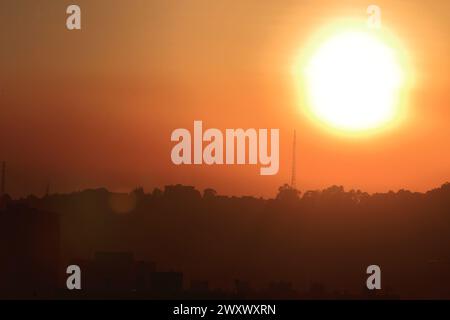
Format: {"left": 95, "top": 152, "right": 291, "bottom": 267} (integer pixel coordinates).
{"left": 68, "top": 251, "right": 183, "bottom": 298}
{"left": 0, "top": 204, "right": 60, "bottom": 299}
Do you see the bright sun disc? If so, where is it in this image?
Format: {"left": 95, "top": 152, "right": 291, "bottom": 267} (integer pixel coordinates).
{"left": 304, "top": 30, "right": 405, "bottom": 133}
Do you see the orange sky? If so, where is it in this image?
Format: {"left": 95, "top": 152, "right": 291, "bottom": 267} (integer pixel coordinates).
{"left": 1, "top": 0, "right": 449, "bottom": 197}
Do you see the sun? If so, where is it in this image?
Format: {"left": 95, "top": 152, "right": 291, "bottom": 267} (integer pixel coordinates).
{"left": 302, "top": 29, "right": 406, "bottom": 134}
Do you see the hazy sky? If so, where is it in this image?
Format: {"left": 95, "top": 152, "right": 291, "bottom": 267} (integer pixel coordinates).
{"left": 1, "top": 0, "right": 449, "bottom": 197}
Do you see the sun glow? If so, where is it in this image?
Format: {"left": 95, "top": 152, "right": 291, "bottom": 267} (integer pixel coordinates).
{"left": 297, "top": 24, "right": 409, "bottom": 135}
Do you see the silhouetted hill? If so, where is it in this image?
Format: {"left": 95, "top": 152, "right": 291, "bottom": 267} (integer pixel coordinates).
{"left": 2, "top": 182, "right": 450, "bottom": 299}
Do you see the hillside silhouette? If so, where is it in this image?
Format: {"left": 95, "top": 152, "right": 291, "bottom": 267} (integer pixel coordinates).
{"left": 1, "top": 182, "right": 450, "bottom": 299}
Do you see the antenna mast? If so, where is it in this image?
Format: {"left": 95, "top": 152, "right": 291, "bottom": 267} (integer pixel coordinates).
{"left": 291, "top": 130, "right": 296, "bottom": 188}
{"left": 1, "top": 161, "right": 5, "bottom": 196}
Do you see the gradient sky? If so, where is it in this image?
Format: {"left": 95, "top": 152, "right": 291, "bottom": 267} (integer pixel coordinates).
{"left": 1, "top": 0, "right": 449, "bottom": 198}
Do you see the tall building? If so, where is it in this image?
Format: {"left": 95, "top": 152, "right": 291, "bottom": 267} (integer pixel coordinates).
{"left": 0, "top": 206, "right": 60, "bottom": 298}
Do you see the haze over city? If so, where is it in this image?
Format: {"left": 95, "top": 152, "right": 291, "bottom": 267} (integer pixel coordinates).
{"left": 1, "top": 0, "right": 449, "bottom": 199}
